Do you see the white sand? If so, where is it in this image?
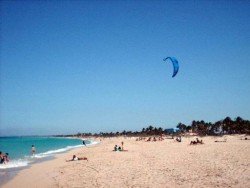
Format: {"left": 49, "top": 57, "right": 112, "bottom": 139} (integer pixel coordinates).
{"left": 2, "top": 135, "right": 250, "bottom": 188}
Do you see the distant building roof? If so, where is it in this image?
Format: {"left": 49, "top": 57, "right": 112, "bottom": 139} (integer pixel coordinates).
{"left": 165, "top": 128, "right": 179, "bottom": 133}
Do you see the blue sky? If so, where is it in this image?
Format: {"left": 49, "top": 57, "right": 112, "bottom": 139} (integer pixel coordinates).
{"left": 1, "top": 0, "right": 250, "bottom": 136}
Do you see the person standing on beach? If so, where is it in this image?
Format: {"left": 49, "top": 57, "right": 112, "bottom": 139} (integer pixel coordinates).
{"left": 0, "top": 151, "right": 4, "bottom": 164}
{"left": 121, "top": 141, "right": 124, "bottom": 151}
{"left": 31, "top": 145, "right": 36, "bottom": 155}
{"left": 3, "top": 153, "right": 10, "bottom": 164}
{"left": 82, "top": 140, "right": 86, "bottom": 146}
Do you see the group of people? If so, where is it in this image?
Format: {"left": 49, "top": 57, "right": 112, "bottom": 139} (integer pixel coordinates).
{"left": 135, "top": 136, "right": 205, "bottom": 145}
{"left": 113, "top": 145, "right": 123, "bottom": 151}
{"left": 146, "top": 137, "right": 164, "bottom": 142}
{"left": 136, "top": 136, "right": 183, "bottom": 142}
{"left": 190, "top": 138, "right": 203, "bottom": 145}
{"left": 136, "top": 137, "right": 146, "bottom": 141}
{"left": 136, "top": 136, "right": 165, "bottom": 142}
{"left": 0, "top": 145, "right": 36, "bottom": 165}
{"left": 113, "top": 141, "right": 124, "bottom": 151}
{"left": 0, "top": 151, "right": 9, "bottom": 164}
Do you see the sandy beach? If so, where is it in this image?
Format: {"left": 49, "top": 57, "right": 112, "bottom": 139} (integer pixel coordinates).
{"left": 2, "top": 135, "right": 250, "bottom": 188}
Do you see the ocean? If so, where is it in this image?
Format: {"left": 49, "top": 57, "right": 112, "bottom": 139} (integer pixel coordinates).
{"left": 0, "top": 136, "right": 97, "bottom": 169}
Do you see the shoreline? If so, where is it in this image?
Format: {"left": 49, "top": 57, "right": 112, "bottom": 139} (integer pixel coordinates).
{"left": 2, "top": 135, "right": 250, "bottom": 188}
{"left": 0, "top": 155, "right": 55, "bottom": 186}
{"left": 0, "top": 138, "right": 99, "bottom": 186}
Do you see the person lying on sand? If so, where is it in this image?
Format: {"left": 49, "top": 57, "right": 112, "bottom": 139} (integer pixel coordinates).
{"left": 215, "top": 137, "right": 227, "bottom": 142}
{"left": 146, "top": 137, "right": 151, "bottom": 142}
{"left": 165, "top": 136, "right": 174, "bottom": 139}
{"left": 66, "top": 155, "right": 88, "bottom": 162}
{"left": 176, "top": 136, "right": 181, "bottom": 142}
{"left": 240, "top": 137, "right": 248, "bottom": 140}
{"left": 190, "top": 141, "right": 197, "bottom": 145}
{"left": 190, "top": 138, "right": 203, "bottom": 145}
{"left": 196, "top": 138, "right": 203, "bottom": 144}
{"left": 136, "top": 137, "right": 141, "bottom": 141}
{"left": 158, "top": 137, "right": 164, "bottom": 141}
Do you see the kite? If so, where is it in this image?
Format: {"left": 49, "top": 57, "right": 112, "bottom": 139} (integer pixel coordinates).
{"left": 163, "top": 57, "right": 179, "bottom": 78}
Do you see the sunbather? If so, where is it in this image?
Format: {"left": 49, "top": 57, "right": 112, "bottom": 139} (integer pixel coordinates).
{"left": 190, "top": 138, "right": 203, "bottom": 145}
{"left": 176, "top": 136, "right": 181, "bottom": 142}
{"left": 190, "top": 141, "right": 197, "bottom": 145}
{"left": 66, "top": 155, "right": 88, "bottom": 162}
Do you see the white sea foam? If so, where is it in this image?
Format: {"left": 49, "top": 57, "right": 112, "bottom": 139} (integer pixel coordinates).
{"left": 0, "top": 159, "right": 30, "bottom": 169}
{"left": 32, "top": 144, "right": 83, "bottom": 158}
{"left": 88, "top": 140, "right": 99, "bottom": 145}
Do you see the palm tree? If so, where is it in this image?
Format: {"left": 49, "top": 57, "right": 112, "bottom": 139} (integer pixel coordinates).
{"left": 77, "top": 132, "right": 81, "bottom": 137}
{"left": 177, "top": 122, "right": 187, "bottom": 133}
{"left": 153, "top": 127, "right": 158, "bottom": 135}
{"left": 235, "top": 116, "right": 244, "bottom": 133}
{"left": 186, "top": 126, "right": 192, "bottom": 132}
{"left": 146, "top": 125, "right": 154, "bottom": 135}
{"left": 213, "top": 121, "right": 222, "bottom": 134}
{"left": 223, "top": 117, "right": 233, "bottom": 134}
{"left": 148, "top": 125, "right": 154, "bottom": 132}
{"left": 158, "top": 127, "right": 163, "bottom": 135}
{"left": 196, "top": 120, "right": 207, "bottom": 135}
{"left": 245, "top": 120, "right": 250, "bottom": 134}
{"left": 142, "top": 128, "right": 145, "bottom": 133}
{"left": 191, "top": 120, "right": 198, "bottom": 133}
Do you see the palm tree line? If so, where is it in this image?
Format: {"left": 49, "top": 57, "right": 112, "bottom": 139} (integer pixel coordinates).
{"left": 57, "top": 116, "right": 250, "bottom": 137}
{"left": 177, "top": 116, "right": 250, "bottom": 135}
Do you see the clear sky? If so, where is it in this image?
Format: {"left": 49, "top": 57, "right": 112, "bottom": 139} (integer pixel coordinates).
{"left": 1, "top": 0, "right": 250, "bottom": 136}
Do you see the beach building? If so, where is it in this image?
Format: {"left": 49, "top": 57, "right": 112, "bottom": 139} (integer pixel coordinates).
{"left": 164, "top": 128, "right": 179, "bottom": 134}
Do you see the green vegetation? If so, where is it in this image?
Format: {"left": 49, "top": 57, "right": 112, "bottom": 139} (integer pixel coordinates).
{"left": 56, "top": 116, "right": 250, "bottom": 137}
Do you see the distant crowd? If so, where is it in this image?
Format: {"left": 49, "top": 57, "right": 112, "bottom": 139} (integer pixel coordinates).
{"left": 136, "top": 136, "right": 165, "bottom": 142}
{"left": 136, "top": 136, "right": 183, "bottom": 142}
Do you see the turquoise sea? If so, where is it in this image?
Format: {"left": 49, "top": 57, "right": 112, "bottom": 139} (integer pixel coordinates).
{"left": 0, "top": 136, "right": 96, "bottom": 169}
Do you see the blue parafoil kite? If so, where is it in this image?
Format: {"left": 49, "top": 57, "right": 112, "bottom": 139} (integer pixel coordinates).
{"left": 163, "top": 57, "right": 179, "bottom": 78}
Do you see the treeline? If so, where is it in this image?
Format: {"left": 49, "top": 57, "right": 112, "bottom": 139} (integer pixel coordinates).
{"left": 55, "top": 116, "right": 250, "bottom": 138}
{"left": 56, "top": 126, "right": 166, "bottom": 138}
{"left": 177, "top": 116, "right": 250, "bottom": 135}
